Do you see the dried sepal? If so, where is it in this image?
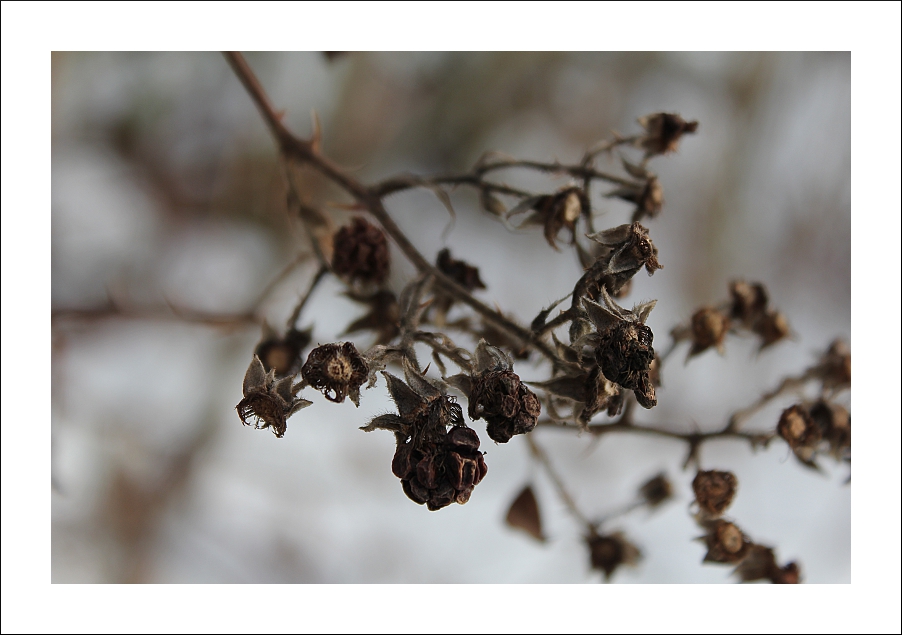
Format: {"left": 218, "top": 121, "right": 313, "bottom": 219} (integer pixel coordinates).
{"left": 236, "top": 355, "right": 312, "bottom": 438}
{"left": 505, "top": 485, "right": 545, "bottom": 542}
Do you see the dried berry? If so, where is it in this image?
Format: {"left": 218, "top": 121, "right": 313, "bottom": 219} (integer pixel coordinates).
{"left": 701, "top": 519, "right": 751, "bottom": 564}
{"left": 236, "top": 355, "right": 311, "bottom": 438}
{"left": 729, "top": 280, "right": 769, "bottom": 325}
{"left": 331, "top": 217, "right": 390, "bottom": 284}
{"left": 692, "top": 470, "right": 737, "bottom": 517}
{"left": 586, "top": 531, "right": 640, "bottom": 581}
{"left": 366, "top": 366, "right": 488, "bottom": 511}
{"left": 301, "top": 342, "right": 368, "bottom": 406}
{"left": 461, "top": 340, "right": 541, "bottom": 443}
{"left": 689, "top": 307, "right": 730, "bottom": 357}
{"left": 639, "top": 472, "right": 673, "bottom": 509}
{"left": 254, "top": 326, "right": 311, "bottom": 377}
{"left": 637, "top": 112, "right": 698, "bottom": 157}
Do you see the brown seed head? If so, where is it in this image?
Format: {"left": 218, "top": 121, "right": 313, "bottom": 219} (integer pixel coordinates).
{"left": 301, "top": 342, "right": 368, "bottom": 405}
{"left": 331, "top": 217, "right": 390, "bottom": 284}
{"left": 689, "top": 307, "right": 730, "bottom": 356}
{"left": 586, "top": 532, "right": 640, "bottom": 581}
{"left": 755, "top": 310, "right": 790, "bottom": 349}
{"left": 777, "top": 405, "right": 820, "bottom": 449}
{"left": 638, "top": 112, "right": 699, "bottom": 156}
{"left": 236, "top": 356, "right": 311, "bottom": 438}
{"left": 702, "top": 519, "right": 751, "bottom": 564}
{"left": 693, "top": 469, "right": 737, "bottom": 516}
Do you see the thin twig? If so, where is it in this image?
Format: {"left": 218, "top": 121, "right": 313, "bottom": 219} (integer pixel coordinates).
{"left": 526, "top": 434, "right": 593, "bottom": 529}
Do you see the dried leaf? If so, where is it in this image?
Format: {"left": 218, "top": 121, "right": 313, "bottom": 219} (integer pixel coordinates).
{"left": 505, "top": 485, "right": 545, "bottom": 542}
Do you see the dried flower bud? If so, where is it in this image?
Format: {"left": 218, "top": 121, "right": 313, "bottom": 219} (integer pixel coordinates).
{"left": 301, "top": 342, "right": 368, "bottom": 406}
{"left": 236, "top": 355, "right": 311, "bottom": 438}
{"left": 254, "top": 326, "right": 311, "bottom": 377}
{"left": 729, "top": 280, "right": 768, "bottom": 325}
{"left": 693, "top": 470, "right": 737, "bottom": 516}
{"left": 815, "top": 339, "right": 851, "bottom": 392}
{"left": 331, "top": 217, "right": 390, "bottom": 284}
{"left": 689, "top": 307, "right": 730, "bottom": 357}
{"left": 702, "top": 519, "right": 751, "bottom": 564}
{"left": 467, "top": 341, "right": 541, "bottom": 443}
{"left": 754, "top": 310, "right": 790, "bottom": 349}
{"left": 777, "top": 404, "right": 820, "bottom": 450}
{"left": 734, "top": 544, "right": 801, "bottom": 584}
{"left": 513, "top": 187, "right": 588, "bottom": 250}
{"left": 637, "top": 112, "right": 698, "bottom": 157}
{"left": 586, "top": 531, "right": 640, "bottom": 581}
{"left": 809, "top": 400, "right": 850, "bottom": 460}
{"left": 436, "top": 248, "right": 486, "bottom": 292}
{"left": 639, "top": 472, "right": 673, "bottom": 509}
{"left": 607, "top": 175, "right": 664, "bottom": 223}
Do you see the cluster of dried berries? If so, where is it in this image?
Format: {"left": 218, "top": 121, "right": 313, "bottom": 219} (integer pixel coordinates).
{"left": 462, "top": 341, "right": 541, "bottom": 443}
{"left": 673, "top": 280, "right": 791, "bottom": 358}
{"left": 364, "top": 364, "right": 487, "bottom": 511}
{"left": 692, "top": 468, "right": 799, "bottom": 582}
{"left": 301, "top": 342, "right": 368, "bottom": 405}
{"left": 236, "top": 356, "right": 311, "bottom": 438}
{"left": 331, "top": 217, "right": 390, "bottom": 284}
{"left": 586, "top": 531, "right": 641, "bottom": 581}
{"left": 254, "top": 325, "right": 311, "bottom": 377}
{"left": 777, "top": 400, "right": 850, "bottom": 467}
{"left": 637, "top": 112, "right": 699, "bottom": 157}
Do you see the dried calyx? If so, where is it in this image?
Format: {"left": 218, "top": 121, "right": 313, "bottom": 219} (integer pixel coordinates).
{"left": 236, "top": 355, "right": 311, "bottom": 438}
{"left": 637, "top": 112, "right": 699, "bottom": 157}
{"left": 363, "top": 361, "right": 487, "bottom": 511}
{"left": 581, "top": 222, "right": 662, "bottom": 299}
{"left": 577, "top": 288, "right": 658, "bottom": 409}
{"left": 508, "top": 186, "right": 589, "bottom": 250}
{"left": 692, "top": 469, "right": 737, "bottom": 517}
{"left": 301, "top": 342, "right": 368, "bottom": 406}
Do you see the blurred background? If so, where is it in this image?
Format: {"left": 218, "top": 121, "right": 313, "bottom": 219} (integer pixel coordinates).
{"left": 51, "top": 51, "right": 850, "bottom": 583}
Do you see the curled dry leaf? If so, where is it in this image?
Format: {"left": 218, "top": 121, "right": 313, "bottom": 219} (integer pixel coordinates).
{"left": 505, "top": 484, "right": 545, "bottom": 542}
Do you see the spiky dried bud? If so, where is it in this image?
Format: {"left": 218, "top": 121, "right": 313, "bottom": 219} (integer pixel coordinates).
{"left": 582, "top": 289, "right": 658, "bottom": 408}
{"left": 729, "top": 280, "right": 769, "bottom": 325}
{"left": 374, "top": 368, "right": 487, "bottom": 511}
{"left": 466, "top": 341, "right": 540, "bottom": 443}
{"left": 331, "top": 217, "right": 390, "bottom": 284}
{"left": 514, "top": 186, "right": 588, "bottom": 250}
{"left": 637, "top": 112, "right": 698, "bottom": 157}
{"left": 814, "top": 339, "right": 851, "bottom": 392}
{"left": 734, "top": 544, "right": 801, "bottom": 584}
{"left": 639, "top": 472, "right": 673, "bottom": 508}
{"left": 693, "top": 470, "right": 737, "bottom": 517}
{"left": 754, "top": 310, "right": 790, "bottom": 349}
{"left": 254, "top": 326, "right": 311, "bottom": 377}
{"left": 701, "top": 519, "right": 751, "bottom": 564}
{"left": 809, "top": 400, "right": 850, "bottom": 460}
{"left": 301, "top": 342, "right": 368, "bottom": 406}
{"left": 586, "top": 531, "right": 640, "bottom": 581}
{"left": 689, "top": 307, "right": 730, "bottom": 357}
{"left": 236, "top": 356, "right": 311, "bottom": 438}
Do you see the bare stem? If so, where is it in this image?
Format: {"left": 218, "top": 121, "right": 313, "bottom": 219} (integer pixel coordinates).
{"left": 526, "top": 434, "right": 593, "bottom": 530}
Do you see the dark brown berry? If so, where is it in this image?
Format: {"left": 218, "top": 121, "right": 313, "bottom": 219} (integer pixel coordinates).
{"left": 331, "top": 217, "right": 390, "bottom": 284}
{"left": 301, "top": 342, "right": 368, "bottom": 405}
{"left": 692, "top": 470, "right": 737, "bottom": 516}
